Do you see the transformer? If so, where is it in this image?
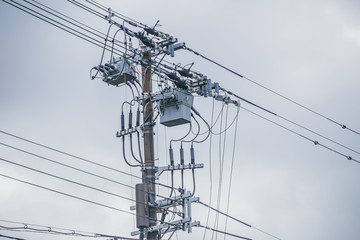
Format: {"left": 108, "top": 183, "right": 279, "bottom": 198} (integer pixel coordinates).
{"left": 158, "top": 89, "right": 194, "bottom": 127}
{"left": 96, "top": 57, "right": 137, "bottom": 86}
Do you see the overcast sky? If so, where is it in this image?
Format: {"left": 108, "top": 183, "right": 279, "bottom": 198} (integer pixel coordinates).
{"left": 1, "top": 1, "right": 360, "bottom": 240}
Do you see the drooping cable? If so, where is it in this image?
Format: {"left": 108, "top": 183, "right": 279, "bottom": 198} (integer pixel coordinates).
{"left": 240, "top": 107, "right": 360, "bottom": 164}
{"left": 222, "top": 90, "right": 360, "bottom": 156}
{"left": 203, "top": 98, "right": 215, "bottom": 240}
{"left": 224, "top": 106, "right": 240, "bottom": 239}
{"left": 185, "top": 45, "right": 360, "bottom": 136}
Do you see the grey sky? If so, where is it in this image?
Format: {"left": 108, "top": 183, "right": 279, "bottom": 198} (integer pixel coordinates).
{"left": 0, "top": 1, "right": 359, "bottom": 240}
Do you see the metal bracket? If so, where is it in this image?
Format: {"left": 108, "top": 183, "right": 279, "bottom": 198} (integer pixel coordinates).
{"left": 156, "top": 163, "right": 204, "bottom": 179}
{"left": 116, "top": 126, "right": 140, "bottom": 137}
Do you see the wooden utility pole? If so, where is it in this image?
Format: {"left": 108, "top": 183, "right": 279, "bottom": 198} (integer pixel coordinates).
{"left": 142, "top": 52, "right": 157, "bottom": 240}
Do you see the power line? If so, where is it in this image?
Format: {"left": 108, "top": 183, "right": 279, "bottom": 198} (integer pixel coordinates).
{"left": 0, "top": 141, "right": 138, "bottom": 189}
{"left": 198, "top": 225, "right": 251, "bottom": 240}
{"left": 0, "top": 157, "right": 135, "bottom": 203}
{"left": 0, "top": 173, "right": 135, "bottom": 216}
{"left": 0, "top": 141, "right": 191, "bottom": 205}
{"left": 222, "top": 91, "right": 360, "bottom": 156}
{"left": 1, "top": 0, "right": 126, "bottom": 56}
{"left": 197, "top": 201, "right": 282, "bottom": 240}
{"left": 184, "top": 46, "right": 360, "bottom": 136}
{"left": 0, "top": 219, "right": 137, "bottom": 239}
{"left": 240, "top": 106, "right": 360, "bottom": 164}
{"left": 0, "top": 130, "right": 141, "bottom": 179}
{"left": 0, "top": 234, "right": 27, "bottom": 240}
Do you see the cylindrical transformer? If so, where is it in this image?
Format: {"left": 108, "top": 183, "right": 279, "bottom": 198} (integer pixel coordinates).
{"left": 135, "top": 183, "right": 150, "bottom": 228}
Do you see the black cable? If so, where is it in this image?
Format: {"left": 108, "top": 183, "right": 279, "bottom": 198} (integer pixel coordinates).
{"left": 0, "top": 173, "right": 135, "bottom": 216}
{"left": 0, "top": 142, "right": 138, "bottom": 189}
{"left": 0, "top": 157, "right": 135, "bottom": 202}
{"left": 0, "top": 234, "right": 26, "bottom": 240}
{"left": 91, "top": 22, "right": 115, "bottom": 79}
{"left": 220, "top": 87, "right": 276, "bottom": 116}
{"left": 24, "top": 0, "right": 126, "bottom": 51}
{"left": 85, "top": 0, "right": 146, "bottom": 28}
{"left": 0, "top": 141, "right": 190, "bottom": 210}
{"left": 185, "top": 46, "right": 360, "bottom": 136}
{"left": 0, "top": 130, "right": 141, "bottom": 179}
{"left": 221, "top": 90, "right": 360, "bottom": 156}
{"left": 224, "top": 108, "right": 240, "bottom": 239}
{"left": 191, "top": 107, "right": 211, "bottom": 143}
{"left": 198, "top": 225, "right": 251, "bottom": 240}
{"left": 122, "top": 136, "right": 141, "bottom": 167}
{"left": 129, "top": 134, "right": 142, "bottom": 165}
{"left": 67, "top": 0, "right": 104, "bottom": 19}
{"left": 198, "top": 201, "right": 282, "bottom": 240}
{"left": 169, "top": 123, "right": 192, "bottom": 146}
{"left": 181, "top": 114, "right": 201, "bottom": 144}
{"left": 0, "top": 220, "right": 138, "bottom": 239}
{"left": 1, "top": 0, "right": 125, "bottom": 58}
{"left": 0, "top": 173, "right": 181, "bottom": 228}
{"left": 240, "top": 106, "right": 360, "bottom": 164}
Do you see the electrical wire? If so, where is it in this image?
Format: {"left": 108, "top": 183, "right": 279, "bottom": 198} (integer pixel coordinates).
{"left": 203, "top": 98, "right": 215, "bottom": 240}
{"left": 85, "top": 0, "right": 146, "bottom": 28}
{"left": 222, "top": 89, "right": 360, "bottom": 156}
{"left": 197, "top": 201, "right": 282, "bottom": 240}
{"left": 224, "top": 107, "right": 240, "bottom": 240}
{"left": 3, "top": 0, "right": 125, "bottom": 57}
{"left": 0, "top": 173, "right": 136, "bottom": 216}
{"left": 0, "top": 234, "right": 26, "bottom": 240}
{"left": 184, "top": 45, "right": 360, "bottom": 136}
{"left": 240, "top": 106, "right": 360, "bottom": 164}
{"left": 198, "top": 225, "right": 251, "bottom": 240}
{"left": 0, "top": 130, "right": 141, "bottom": 179}
{"left": 212, "top": 102, "right": 226, "bottom": 240}
{"left": 0, "top": 142, "right": 139, "bottom": 189}
{"left": 0, "top": 157, "right": 135, "bottom": 203}
{"left": 0, "top": 219, "right": 138, "bottom": 239}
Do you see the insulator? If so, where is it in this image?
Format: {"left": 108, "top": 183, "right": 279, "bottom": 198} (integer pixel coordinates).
{"left": 121, "top": 112, "right": 125, "bottom": 131}
{"left": 128, "top": 110, "right": 133, "bottom": 129}
{"left": 180, "top": 145, "right": 184, "bottom": 165}
{"left": 169, "top": 146, "right": 174, "bottom": 166}
{"left": 190, "top": 145, "right": 195, "bottom": 164}
{"left": 136, "top": 108, "right": 140, "bottom": 127}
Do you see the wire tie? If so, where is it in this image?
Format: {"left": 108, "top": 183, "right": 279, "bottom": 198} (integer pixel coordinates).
{"left": 314, "top": 141, "right": 319, "bottom": 145}
{"left": 48, "top": 227, "right": 52, "bottom": 232}
{"left": 347, "top": 156, "right": 353, "bottom": 161}
{"left": 341, "top": 124, "right": 347, "bottom": 129}
{"left": 24, "top": 224, "right": 28, "bottom": 229}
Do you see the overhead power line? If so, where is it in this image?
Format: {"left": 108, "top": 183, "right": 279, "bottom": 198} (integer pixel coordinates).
{"left": 1, "top": 0, "right": 126, "bottom": 56}
{"left": 198, "top": 225, "right": 251, "bottom": 240}
{"left": 184, "top": 46, "right": 360, "bottom": 136}
{"left": 240, "top": 106, "right": 360, "bottom": 164}
{"left": 0, "top": 157, "right": 135, "bottom": 203}
{"left": 198, "top": 201, "right": 282, "bottom": 240}
{"left": 0, "top": 219, "right": 138, "bottom": 239}
{"left": 0, "top": 141, "right": 138, "bottom": 189}
{"left": 0, "top": 234, "right": 26, "bottom": 240}
{"left": 0, "top": 173, "right": 135, "bottom": 216}
{"left": 0, "top": 130, "right": 141, "bottom": 179}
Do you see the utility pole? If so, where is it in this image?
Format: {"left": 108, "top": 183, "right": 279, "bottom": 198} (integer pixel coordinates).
{"left": 141, "top": 51, "right": 157, "bottom": 240}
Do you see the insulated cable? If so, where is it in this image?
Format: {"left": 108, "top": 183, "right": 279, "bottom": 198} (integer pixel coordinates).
{"left": 184, "top": 45, "right": 360, "bottom": 136}
{"left": 0, "top": 130, "right": 141, "bottom": 179}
